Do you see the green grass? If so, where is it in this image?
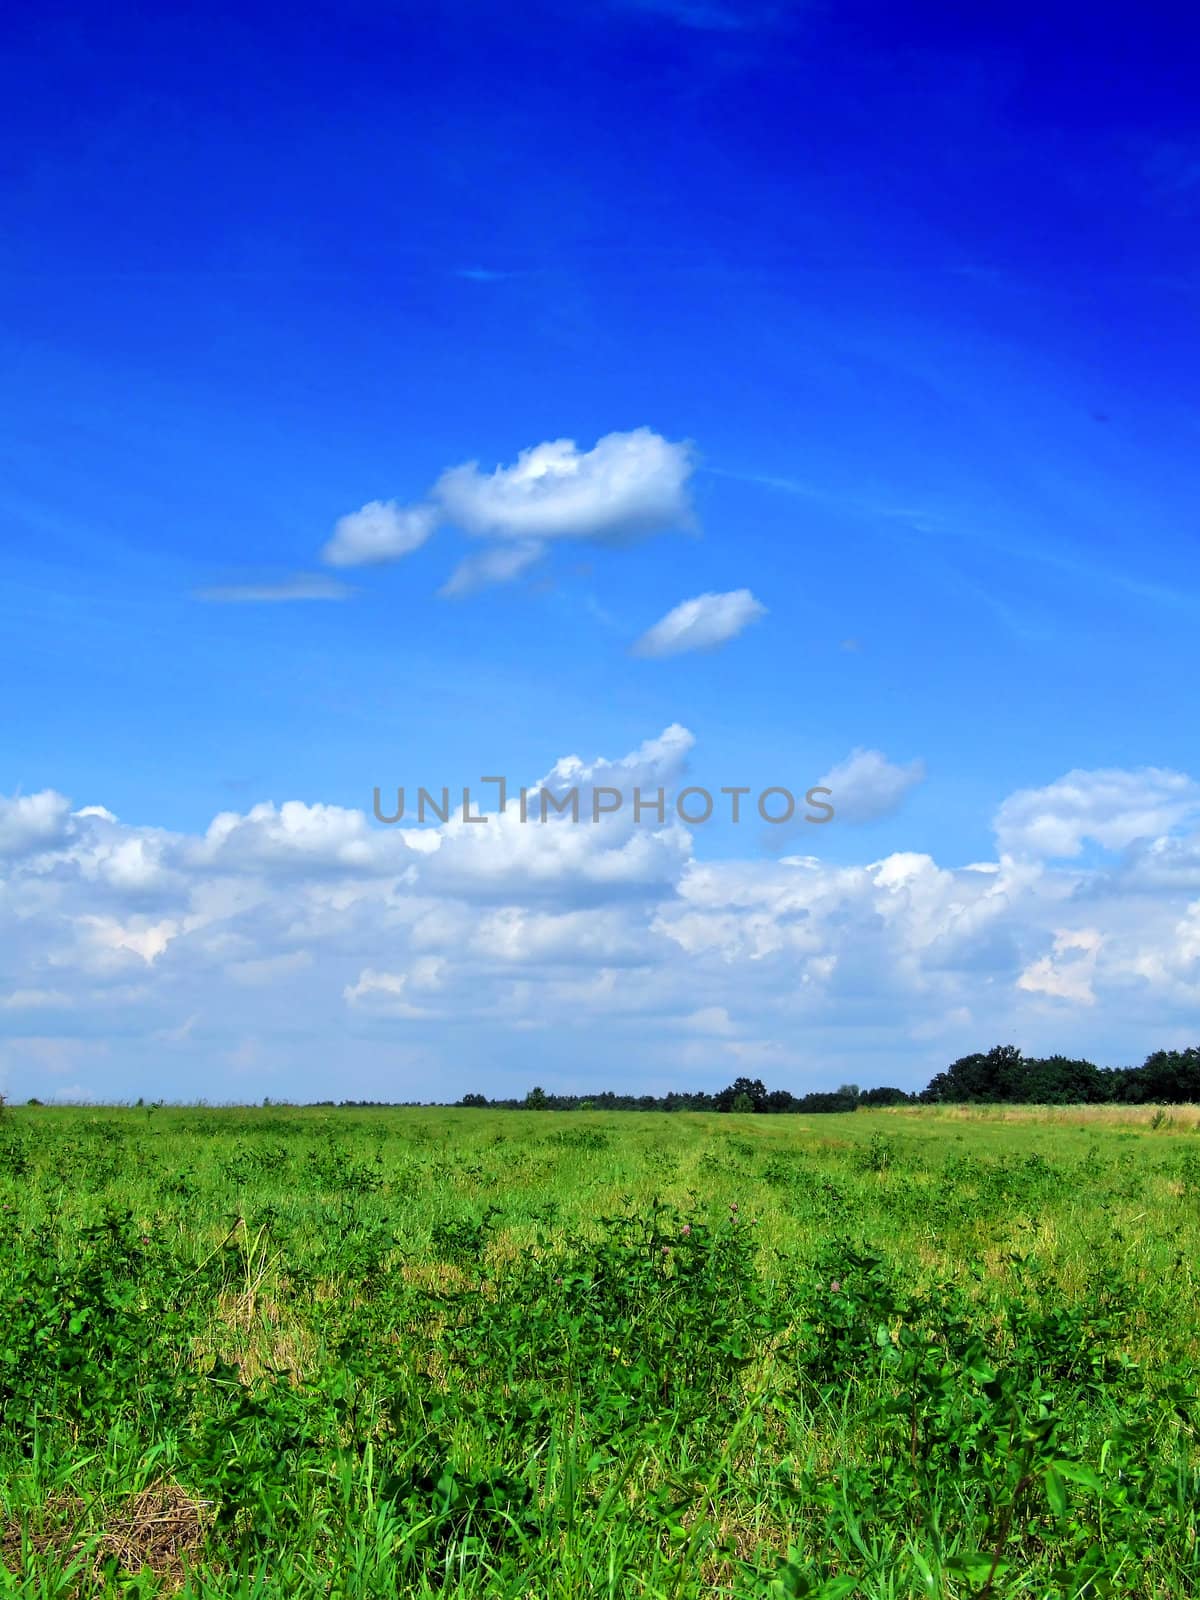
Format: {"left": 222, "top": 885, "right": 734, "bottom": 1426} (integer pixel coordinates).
{"left": 1, "top": 1103, "right": 1198, "bottom": 1597}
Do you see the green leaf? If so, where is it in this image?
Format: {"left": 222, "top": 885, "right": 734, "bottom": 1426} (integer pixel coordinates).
{"left": 1044, "top": 1466, "right": 1068, "bottom": 1518}
{"left": 1054, "top": 1460, "right": 1104, "bottom": 1491}
{"left": 946, "top": 1552, "right": 1007, "bottom": 1581}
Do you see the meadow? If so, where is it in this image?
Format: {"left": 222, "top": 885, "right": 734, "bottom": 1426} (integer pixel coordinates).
{"left": 1, "top": 1103, "right": 1198, "bottom": 1598}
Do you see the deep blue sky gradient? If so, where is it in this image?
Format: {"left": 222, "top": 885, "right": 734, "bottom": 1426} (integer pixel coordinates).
{"left": 2, "top": 3, "right": 1199, "bottom": 1098}
{"left": 5, "top": 4, "right": 1198, "bottom": 860}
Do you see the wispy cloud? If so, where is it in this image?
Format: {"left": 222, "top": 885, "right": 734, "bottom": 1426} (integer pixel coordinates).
{"left": 616, "top": 0, "right": 786, "bottom": 29}
{"left": 455, "top": 266, "right": 518, "bottom": 283}
{"left": 439, "top": 541, "right": 545, "bottom": 598}
{"left": 816, "top": 748, "right": 926, "bottom": 824}
{"left": 195, "top": 573, "right": 354, "bottom": 604}
{"left": 632, "top": 588, "right": 766, "bottom": 657}
{"left": 715, "top": 463, "right": 1200, "bottom": 621}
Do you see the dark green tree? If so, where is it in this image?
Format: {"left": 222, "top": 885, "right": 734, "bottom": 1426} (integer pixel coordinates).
{"left": 919, "top": 1044, "right": 1026, "bottom": 1103}
{"left": 716, "top": 1076, "right": 768, "bottom": 1112}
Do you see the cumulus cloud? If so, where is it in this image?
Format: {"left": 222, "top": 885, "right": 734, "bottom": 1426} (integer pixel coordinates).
{"left": 816, "top": 748, "right": 927, "bottom": 824}
{"left": 406, "top": 725, "right": 697, "bottom": 905}
{"left": 994, "top": 767, "right": 1200, "bottom": 858}
{"left": 193, "top": 800, "right": 414, "bottom": 876}
{"left": 319, "top": 428, "right": 693, "bottom": 598}
{"left": 0, "top": 790, "right": 72, "bottom": 857}
{"left": 434, "top": 429, "right": 695, "bottom": 544}
{"left": 4, "top": 744, "right": 1200, "bottom": 1100}
{"left": 536, "top": 723, "right": 696, "bottom": 805}
{"left": 632, "top": 589, "right": 766, "bottom": 657}
{"left": 1017, "top": 929, "right": 1103, "bottom": 1006}
{"left": 321, "top": 501, "right": 439, "bottom": 567}
{"left": 195, "top": 574, "right": 354, "bottom": 603}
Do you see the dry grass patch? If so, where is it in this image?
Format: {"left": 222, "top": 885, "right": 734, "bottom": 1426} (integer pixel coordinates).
{"left": 2, "top": 1481, "right": 214, "bottom": 1590}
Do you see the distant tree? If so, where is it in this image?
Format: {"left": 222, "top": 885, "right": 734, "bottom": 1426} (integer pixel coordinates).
{"left": 26, "top": 1097, "right": 42, "bottom": 1107}
{"left": 524, "top": 1086, "right": 549, "bottom": 1110}
{"left": 731, "top": 1091, "right": 754, "bottom": 1113}
{"left": 920, "top": 1045, "right": 1026, "bottom": 1103}
{"left": 459, "top": 1093, "right": 488, "bottom": 1107}
{"left": 716, "top": 1076, "right": 768, "bottom": 1112}
{"left": 1137, "top": 1047, "right": 1200, "bottom": 1104}
{"left": 797, "top": 1089, "right": 859, "bottom": 1113}
{"left": 765, "top": 1088, "right": 799, "bottom": 1112}
{"left": 1020, "top": 1055, "right": 1104, "bottom": 1104}
{"left": 859, "top": 1086, "right": 910, "bottom": 1106}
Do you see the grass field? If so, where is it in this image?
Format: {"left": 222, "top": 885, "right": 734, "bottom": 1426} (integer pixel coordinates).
{"left": 1, "top": 1104, "right": 1198, "bottom": 1598}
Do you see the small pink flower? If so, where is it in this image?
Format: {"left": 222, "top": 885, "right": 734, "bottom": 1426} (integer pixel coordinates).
{"left": 730, "top": 1202, "right": 738, "bottom": 1213}
{"left": 661, "top": 1245, "right": 670, "bottom": 1254}
{"left": 830, "top": 1279, "right": 842, "bottom": 1293}
{"left": 680, "top": 1224, "right": 691, "bottom": 1236}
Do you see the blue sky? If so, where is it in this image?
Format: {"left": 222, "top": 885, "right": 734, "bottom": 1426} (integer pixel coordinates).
{"left": 3, "top": 2, "right": 1199, "bottom": 1103}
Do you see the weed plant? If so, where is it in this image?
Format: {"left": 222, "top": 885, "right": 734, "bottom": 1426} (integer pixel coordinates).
{"left": 1, "top": 1105, "right": 1197, "bottom": 1596}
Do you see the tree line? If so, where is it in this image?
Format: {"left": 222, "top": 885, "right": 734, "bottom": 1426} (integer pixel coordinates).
{"left": 452, "top": 1044, "right": 1200, "bottom": 1112}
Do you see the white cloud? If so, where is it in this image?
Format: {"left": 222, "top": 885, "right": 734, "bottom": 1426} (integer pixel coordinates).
{"left": 4, "top": 744, "right": 1200, "bottom": 1101}
{"left": 817, "top": 748, "right": 926, "bottom": 824}
{"left": 680, "top": 1005, "right": 736, "bottom": 1035}
{"left": 0, "top": 791, "right": 72, "bottom": 857}
{"left": 80, "top": 915, "right": 180, "bottom": 967}
{"left": 417, "top": 724, "right": 695, "bottom": 902}
{"left": 439, "top": 540, "right": 545, "bottom": 597}
{"left": 194, "top": 800, "right": 413, "bottom": 876}
{"left": 632, "top": 589, "right": 766, "bottom": 657}
{"left": 195, "top": 574, "right": 354, "bottom": 603}
{"left": 343, "top": 967, "right": 442, "bottom": 1018}
{"left": 434, "top": 429, "right": 694, "bottom": 544}
{"left": 1017, "top": 929, "right": 1103, "bottom": 1006}
{"left": 318, "top": 428, "right": 692, "bottom": 599}
{"left": 0, "top": 989, "right": 73, "bottom": 1011}
{"left": 995, "top": 767, "right": 1200, "bottom": 858}
{"left": 321, "top": 501, "right": 439, "bottom": 567}
{"left": 537, "top": 723, "right": 695, "bottom": 802}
